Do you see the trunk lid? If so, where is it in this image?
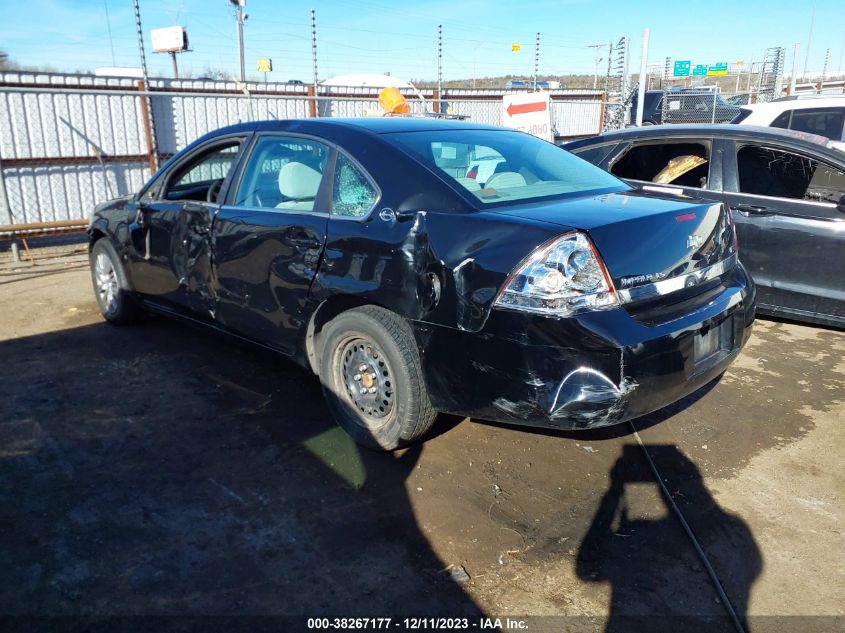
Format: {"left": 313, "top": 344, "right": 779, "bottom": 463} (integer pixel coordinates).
{"left": 490, "top": 189, "right": 736, "bottom": 297}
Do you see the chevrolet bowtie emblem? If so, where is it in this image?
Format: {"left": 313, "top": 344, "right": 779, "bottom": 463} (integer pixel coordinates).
{"left": 687, "top": 234, "right": 704, "bottom": 249}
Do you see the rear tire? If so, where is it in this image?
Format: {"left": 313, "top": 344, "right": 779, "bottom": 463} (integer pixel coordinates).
{"left": 318, "top": 305, "right": 437, "bottom": 450}
{"left": 90, "top": 239, "right": 142, "bottom": 325}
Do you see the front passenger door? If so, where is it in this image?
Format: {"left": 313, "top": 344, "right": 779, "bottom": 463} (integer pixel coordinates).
{"left": 128, "top": 139, "right": 245, "bottom": 315}
{"left": 721, "top": 142, "right": 845, "bottom": 320}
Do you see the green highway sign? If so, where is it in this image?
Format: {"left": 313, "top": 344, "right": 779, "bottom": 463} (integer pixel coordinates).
{"left": 692, "top": 64, "right": 708, "bottom": 76}
{"left": 673, "top": 60, "right": 691, "bottom": 77}
{"left": 707, "top": 62, "right": 729, "bottom": 76}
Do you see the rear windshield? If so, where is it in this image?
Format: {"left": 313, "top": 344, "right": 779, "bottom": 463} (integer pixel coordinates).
{"left": 387, "top": 129, "right": 627, "bottom": 206}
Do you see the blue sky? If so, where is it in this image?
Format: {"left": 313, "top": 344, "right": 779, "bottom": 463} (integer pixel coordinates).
{"left": 1, "top": 0, "right": 843, "bottom": 81}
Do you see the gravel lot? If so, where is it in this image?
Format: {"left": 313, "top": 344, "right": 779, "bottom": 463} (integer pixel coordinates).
{"left": 1, "top": 257, "right": 843, "bottom": 631}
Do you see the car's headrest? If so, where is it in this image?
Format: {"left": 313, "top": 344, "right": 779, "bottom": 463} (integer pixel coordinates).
{"left": 278, "top": 162, "right": 322, "bottom": 200}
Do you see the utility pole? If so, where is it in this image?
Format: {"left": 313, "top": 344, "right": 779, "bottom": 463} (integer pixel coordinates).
{"left": 839, "top": 40, "right": 845, "bottom": 74}
{"left": 635, "top": 28, "right": 650, "bottom": 127}
{"left": 802, "top": 1, "right": 815, "bottom": 80}
{"left": 437, "top": 24, "right": 442, "bottom": 111}
{"left": 230, "top": 0, "right": 246, "bottom": 83}
{"left": 820, "top": 47, "right": 831, "bottom": 85}
{"left": 746, "top": 56, "right": 755, "bottom": 93}
{"left": 103, "top": 0, "right": 117, "bottom": 67}
{"left": 533, "top": 32, "right": 540, "bottom": 90}
{"left": 133, "top": 0, "right": 150, "bottom": 87}
{"left": 587, "top": 43, "right": 604, "bottom": 90}
{"left": 311, "top": 9, "right": 318, "bottom": 87}
{"left": 310, "top": 8, "right": 318, "bottom": 117}
{"left": 789, "top": 42, "right": 800, "bottom": 94}
{"left": 133, "top": 0, "right": 157, "bottom": 170}
{"left": 170, "top": 51, "right": 179, "bottom": 78}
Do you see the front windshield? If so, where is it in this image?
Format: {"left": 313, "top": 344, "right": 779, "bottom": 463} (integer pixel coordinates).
{"left": 388, "top": 129, "right": 628, "bottom": 206}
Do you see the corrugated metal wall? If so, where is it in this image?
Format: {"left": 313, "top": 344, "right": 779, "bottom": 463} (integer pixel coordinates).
{"left": 0, "top": 72, "right": 607, "bottom": 224}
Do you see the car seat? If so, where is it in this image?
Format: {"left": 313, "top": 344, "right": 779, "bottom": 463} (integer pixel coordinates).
{"left": 277, "top": 162, "right": 322, "bottom": 211}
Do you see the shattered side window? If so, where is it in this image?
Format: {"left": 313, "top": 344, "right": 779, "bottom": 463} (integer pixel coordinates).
{"left": 611, "top": 141, "right": 710, "bottom": 188}
{"left": 736, "top": 144, "right": 845, "bottom": 204}
{"left": 332, "top": 153, "right": 378, "bottom": 218}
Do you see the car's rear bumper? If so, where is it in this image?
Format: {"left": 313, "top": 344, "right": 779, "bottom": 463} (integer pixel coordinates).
{"left": 413, "top": 263, "right": 755, "bottom": 430}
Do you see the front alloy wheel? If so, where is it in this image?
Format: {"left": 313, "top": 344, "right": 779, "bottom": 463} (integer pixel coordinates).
{"left": 89, "top": 239, "right": 141, "bottom": 325}
{"left": 94, "top": 251, "right": 119, "bottom": 316}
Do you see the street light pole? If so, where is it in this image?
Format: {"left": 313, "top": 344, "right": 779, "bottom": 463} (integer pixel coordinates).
{"left": 635, "top": 28, "right": 650, "bottom": 127}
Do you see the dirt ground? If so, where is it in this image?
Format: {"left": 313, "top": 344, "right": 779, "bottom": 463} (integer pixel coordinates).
{"left": 0, "top": 257, "right": 843, "bottom": 632}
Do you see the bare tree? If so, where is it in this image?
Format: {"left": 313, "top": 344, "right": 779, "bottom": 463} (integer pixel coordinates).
{"left": 0, "top": 49, "right": 14, "bottom": 70}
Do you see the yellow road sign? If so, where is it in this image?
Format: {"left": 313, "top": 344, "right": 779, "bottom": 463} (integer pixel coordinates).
{"left": 256, "top": 58, "right": 273, "bottom": 73}
{"left": 511, "top": 43, "right": 521, "bottom": 52}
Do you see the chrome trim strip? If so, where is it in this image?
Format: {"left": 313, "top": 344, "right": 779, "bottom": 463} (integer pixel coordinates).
{"left": 617, "top": 253, "right": 738, "bottom": 304}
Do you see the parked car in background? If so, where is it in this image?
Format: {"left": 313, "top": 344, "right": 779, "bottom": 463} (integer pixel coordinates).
{"left": 505, "top": 80, "right": 560, "bottom": 89}
{"left": 629, "top": 89, "right": 741, "bottom": 125}
{"left": 628, "top": 89, "right": 664, "bottom": 125}
{"left": 726, "top": 93, "right": 751, "bottom": 106}
{"left": 87, "top": 118, "right": 754, "bottom": 449}
{"left": 732, "top": 96, "right": 845, "bottom": 150}
{"left": 565, "top": 124, "right": 845, "bottom": 328}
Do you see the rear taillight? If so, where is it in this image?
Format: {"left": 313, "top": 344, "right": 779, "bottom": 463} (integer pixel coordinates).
{"left": 494, "top": 231, "right": 619, "bottom": 317}
{"left": 466, "top": 166, "right": 478, "bottom": 179}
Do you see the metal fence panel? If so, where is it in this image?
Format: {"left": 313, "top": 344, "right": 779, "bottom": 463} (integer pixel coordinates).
{"left": 0, "top": 72, "right": 612, "bottom": 225}
{"left": 551, "top": 100, "right": 604, "bottom": 137}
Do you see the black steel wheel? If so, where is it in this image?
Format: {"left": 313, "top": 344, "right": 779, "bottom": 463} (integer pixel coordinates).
{"left": 319, "top": 305, "right": 437, "bottom": 450}
{"left": 339, "top": 337, "right": 396, "bottom": 423}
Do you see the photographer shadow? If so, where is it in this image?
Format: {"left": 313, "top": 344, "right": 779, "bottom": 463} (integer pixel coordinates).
{"left": 576, "top": 444, "right": 761, "bottom": 633}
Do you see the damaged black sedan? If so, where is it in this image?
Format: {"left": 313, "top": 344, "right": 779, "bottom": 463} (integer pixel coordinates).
{"left": 88, "top": 118, "right": 755, "bottom": 449}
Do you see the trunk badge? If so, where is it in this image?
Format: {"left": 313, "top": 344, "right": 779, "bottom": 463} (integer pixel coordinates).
{"left": 687, "top": 234, "right": 704, "bottom": 249}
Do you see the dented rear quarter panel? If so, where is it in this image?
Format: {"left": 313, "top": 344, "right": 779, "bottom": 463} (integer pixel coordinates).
{"left": 310, "top": 208, "right": 567, "bottom": 334}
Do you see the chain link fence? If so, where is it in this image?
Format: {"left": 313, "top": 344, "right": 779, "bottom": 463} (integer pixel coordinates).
{"left": 659, "top": 90, "right": 744, "bottom": 125}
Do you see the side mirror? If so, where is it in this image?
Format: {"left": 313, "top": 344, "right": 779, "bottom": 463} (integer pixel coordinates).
{"left": 838, "top": 194, "right": 845, "bottom": 214}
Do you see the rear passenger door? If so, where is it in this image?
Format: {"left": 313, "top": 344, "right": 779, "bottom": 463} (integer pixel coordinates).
{"left": 720, "top": 140, "right": 845, "bottom": 320}
{"left": 211, "top": 134, "right": 333, "bottom": 354}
